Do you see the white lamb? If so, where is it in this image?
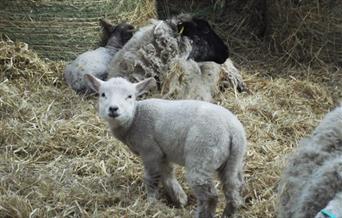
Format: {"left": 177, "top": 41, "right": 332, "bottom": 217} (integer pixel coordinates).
{"left": 278, "top": 105, "right": 342, "bottom": 218}
{"left": 84, "top": 74, "right": 247, "bottom": 218}
{"left": 64, "top": 19, "right": 134, "bottom": 93}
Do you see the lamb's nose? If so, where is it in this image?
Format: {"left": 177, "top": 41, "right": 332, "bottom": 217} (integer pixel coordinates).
{"left": 109, "top": 106, "right": 119, "bottom": 113}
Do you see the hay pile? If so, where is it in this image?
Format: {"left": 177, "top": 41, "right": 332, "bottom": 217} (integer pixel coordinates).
{"left": 267, "top": 0, "right": 342, "bottom": 66}
{"left": 0, "top": 0, "right": 155, "bottom": 61}
{"left": 1, "top": 39, "right": 339, "bottom": 217}
{"left": 2, "top": 0, "right": 340, "bottom": 67}
{"left": 156, "top": 0, "right": 342, "bottom": 67}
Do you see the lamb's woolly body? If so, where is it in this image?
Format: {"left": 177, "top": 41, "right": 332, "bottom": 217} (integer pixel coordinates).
{"left": 111, "top": 98, "right": 247, "bottom": 218}
{"left": 278, "top": 105, "right": 342, "bottom": 218}
{"left": 64, "top": 21, "right": 134, "bottom": 93}
{"left": 64, "top": 47, "right": 115, "bottom": 93}
{"left": 113, "top": 99, "right": 245, "bottom": 167}
{"left": 108, "top": 19, "right": 245, "bottom": 101}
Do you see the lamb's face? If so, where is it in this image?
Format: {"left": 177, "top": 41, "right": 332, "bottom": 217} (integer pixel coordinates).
{"left": 107, "top": 23, "right": 135, "bottom": 48}
{"left": 99, "top": 19, "right": 135, "bottom": 48}
{"left": 98, "top": 78, "right": 137, "bottom": 126}
{"left": 84, "top": 74, "right": 156, "bottom": 128}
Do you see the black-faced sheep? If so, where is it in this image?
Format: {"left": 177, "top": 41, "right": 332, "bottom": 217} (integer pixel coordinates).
{"left": 168, "top": 13, "right": 229, "bottom": 64}
{"left": 108, "top": 14, "right": 245, "bottom": 101}
{"left": 278, "top": 105, "right": 342, "bottom": 218}
{"left": 84, "top": 74, "right": 247, "bottom": 218}
{"left": 64, "top": 19, "right": 134, "bottom": 93}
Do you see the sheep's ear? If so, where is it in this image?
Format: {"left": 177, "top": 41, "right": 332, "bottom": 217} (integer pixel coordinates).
{"left": 193, "top": 18, "right": 211, "bottom": 34}
{"left": 125, "top": 24, "right": 135, "bottom": 32}
{"left": 100, "top": 18, "right": 114, "bottom": 33}
{"left": 177, "top": 22, "right": 186, "bottom": 35}
{"left": 84, "top": 74, "right": 103, "bottom": 93}
{"left": 134, "top": 77, "right": 156, "bottom": 96}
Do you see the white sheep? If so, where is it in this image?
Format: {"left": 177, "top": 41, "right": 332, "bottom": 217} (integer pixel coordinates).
{"left": 278, "top": 105, "right": 342, "bottom": 218}
{"left": 84, "top": 74, "right": 247, "bottom": 218}
{"left": 107, "top": 15, "right": 245, "bottom": 101}
{"left": 64, "top": 19, "right": 134, "bottom": 93}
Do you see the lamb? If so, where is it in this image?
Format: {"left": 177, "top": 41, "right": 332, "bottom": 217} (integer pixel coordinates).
{"left": 64, "top": 19, "right": 134, "bottom": 93}
{"left": 107, "top": 14, "right": 245, "bottom": 101}
{"left": 278, "top": 105, "right": 342, "bottom": 218}
{"left": 84, "top": 74, "right": 247, "bottom": 218}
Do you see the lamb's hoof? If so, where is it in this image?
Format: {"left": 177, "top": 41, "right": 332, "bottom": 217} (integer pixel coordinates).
{"left": 236, "top": 81, "right": 247, "bottom": 93}
{"left": 221, "top": 203, "right": 237, "bottom": 218}
{"left": 147, "top": 193, "right": 158, "bottom": 205}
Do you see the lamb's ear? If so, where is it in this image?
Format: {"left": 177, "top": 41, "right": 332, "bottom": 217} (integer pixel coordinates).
{"left": 84, "top": 74, "right": 103, "bottom": 93}
{"left": 100, "top": 18, "right": 114, "bottom": 33}
{"left": 135, "top": 77, "right": 156, "bottom": 96}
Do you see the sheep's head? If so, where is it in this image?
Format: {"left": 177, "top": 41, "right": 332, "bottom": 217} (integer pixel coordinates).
{"left": 170, "top": 14, "right": 229, "bottom": 64}
{"left": 99, "top": 19, "right": 135, "bottom": 48}
{"left": 84, "top": 74, "right": 156, "bottom": 128}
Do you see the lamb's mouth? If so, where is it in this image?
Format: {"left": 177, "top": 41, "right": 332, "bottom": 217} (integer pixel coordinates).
{"left": 108, "top": 112, "right": 119, "bottom": 118}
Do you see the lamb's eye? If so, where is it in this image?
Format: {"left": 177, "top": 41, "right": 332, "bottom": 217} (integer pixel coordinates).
{"left": 127, "top": 95, "right": 132, "bottom": 99}
{"left": 101, "top": 93, "right": 106, "bottom": 97}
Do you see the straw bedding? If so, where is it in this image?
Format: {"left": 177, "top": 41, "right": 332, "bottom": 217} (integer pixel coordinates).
{"left": 0, "top": 39, "right": 339, "bottom": 217}
{"left": 0, "top": 0, "right": 341, "bottom": 217}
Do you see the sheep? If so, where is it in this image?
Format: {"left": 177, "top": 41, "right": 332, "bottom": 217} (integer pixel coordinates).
{"left": 107, "top": 14, "right": 245, "bottom": 101}
{"left": 160, "top": 57, "right": 245, "bottom": 102}
{"left": 160, "top": 58, "right": 222, "bottom": 101}
{"left": 167, "top": 13, "right": 229, "bottom": 64}
{"left": 64, "top": 19, "right": 134, "bottom": 93}
{"left": 278, "top": 105, "right": 342, "bottom": 218}
{"left": 84, "top": 73, "right": 247, "bottom": 218}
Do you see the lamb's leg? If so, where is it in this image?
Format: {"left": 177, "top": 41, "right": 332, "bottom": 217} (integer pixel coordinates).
{"left": 142, "top": 155, "right": 163, "bottom": 203}
{"left": 221, "top": 58, "right": 246, "bottom": 93}
{"left": 186, "top": 165, "right": 218, "bottom": 218}
{"left": 218, "top": 149, "right": 245, "bottom": 218}
{"left": 160, "top": 161, "right": 187, "bottom": 207}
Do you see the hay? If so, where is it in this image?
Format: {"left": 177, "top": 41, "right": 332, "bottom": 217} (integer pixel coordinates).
{"left": 2, "top": 0, "right": 340, "bottom": 66}
{"left": 266, "top": 0, "right": 342, "bottom": 66}
{"left": 1, "top": 39, "right": 339, "bottom": 217}
{"left": 156, "top": 0, "right": 342, "bottom": 67}
{"left": 0, "top": 0, "right": 156, "bottom": 61}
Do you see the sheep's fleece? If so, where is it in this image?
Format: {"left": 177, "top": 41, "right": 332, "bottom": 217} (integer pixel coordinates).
{"left": 278, "top": 105, "right": 342, "bottom": 218}
{"left": 64, "top": 48, "right": 116, "bottom": 93}
{"left": 108, "top": 19, "right": 245, "bottom": 102}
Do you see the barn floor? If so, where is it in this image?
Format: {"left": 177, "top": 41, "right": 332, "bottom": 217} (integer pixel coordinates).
{"left": 1, "top": 40, "right": 340, "bottom": 217}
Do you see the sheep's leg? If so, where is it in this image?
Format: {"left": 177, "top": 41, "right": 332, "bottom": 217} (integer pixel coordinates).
{"left": 218, "top": 152, "right": 245, "bottom": 218}
{"left": 160, "top": 162, "right": 187, "bottom": 207}
{"left": 186, "top": 165, "right": 218, "bottom": 218}
{"left": 142, "top": 154, "right": 163, "bottom": 203}
{"left": 219, "top": 167, "right": 244, "bottom": 218}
